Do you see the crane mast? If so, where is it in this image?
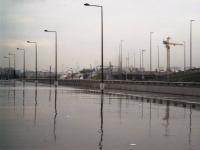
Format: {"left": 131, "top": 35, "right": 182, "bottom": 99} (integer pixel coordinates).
{"left": 163, "top": 37, "right": 183, "bottom": 72}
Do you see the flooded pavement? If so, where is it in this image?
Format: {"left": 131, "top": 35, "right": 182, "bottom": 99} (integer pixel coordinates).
{"left": 0, "top": 81, "right": 200, "bottom": 150}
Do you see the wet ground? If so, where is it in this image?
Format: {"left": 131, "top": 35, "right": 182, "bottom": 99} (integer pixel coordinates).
{"left": 0, "top": 80, "right": 200, "bottom": 150}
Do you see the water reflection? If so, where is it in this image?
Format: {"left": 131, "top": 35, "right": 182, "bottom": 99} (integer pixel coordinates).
{"left": 8, "top": 83, "right": 11, "bottom": 103}
{"left": 34, "top": 83, "right": 38, "bottom": 127}
{"left": 108, "top": 94, "right": 111, "bottom": 104}
{"left": 22, "top": 82, "right": 25, "bottom": 118}
{"left": 188, "top": 105, "right": 192, "bottom": 145}
{"left": 1, "top": 81, "right": 200, "bottom": 150}
{"left": 141, "top": 99, "right": 144, "bottom": 119}
{"left": 163, "top": 101, "right": 170, "bottom": 136}
{"left": 13, "top": 81, "right": 16, "bottom": 112}
{"left": 149, "top": 100, "right": 152, "bottom": 136}
{"left": 98, "top": 94, "right": 104, "bottom": 150}
{"left": 49, "top": 86, "right": 52, "bottom": 102}
{"left": 54, "top": 85, "right": 58, "bottom": 143}
{"left": 118, "top": 97, "right": 122, "bottom": 122}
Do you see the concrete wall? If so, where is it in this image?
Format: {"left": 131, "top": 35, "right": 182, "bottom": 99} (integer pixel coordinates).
{"left": 28, "top": 79, "right": 200, "bottom": 96}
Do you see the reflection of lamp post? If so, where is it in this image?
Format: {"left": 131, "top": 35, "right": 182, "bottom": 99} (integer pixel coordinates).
{"left": 84, "top": 3, "right": 104, "bottom": 92}
{"left": 17, "top": 48, "right": 26, "bottom": 80}
{"left": 54, "top": 86, "right": 57, "bottom": 142}
{"left": 44, "top": 29, "right": 58, "bottom": 86}
{"left": 27, "top": 41, "right": 38, "bottom": 82}
{"left": 99, "top": 94, "right": 104, "bottom": 150}
{"left": 4, "top": 56, "right": 10, "bottom": 79}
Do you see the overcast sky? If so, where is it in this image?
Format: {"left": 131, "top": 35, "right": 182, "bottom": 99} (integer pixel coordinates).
{"left": 1, "top": 0, "right": 200, "bottom": 72}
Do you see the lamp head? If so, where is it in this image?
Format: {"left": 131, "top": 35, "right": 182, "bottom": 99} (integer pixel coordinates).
{"left": 84, "top": 3, "right": 90, "bottom": 6}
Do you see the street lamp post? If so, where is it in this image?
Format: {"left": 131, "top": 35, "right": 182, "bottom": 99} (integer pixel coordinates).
{"left": 190, "top": 20, "right": 195, "bottom": 69}
{"left": 133, "top": 51, "right": 136, "bottom": 69}
{"left": 183, "top": 41, "right": 186, "bottom": 71}
{"left": 139, "top": 49, "right": 142, "bottom": 70}
{"left": 141, "top": 49, "right": 145, "bottom": 80}
{"left": 157, "top": 46, "right": 160, "bottom": 72}
{"left": 4, "top": 56, "right": 10, "bottom": 79}
{"left": 27, "top": 41, "right": 38, "bottom": 83}
{"left": 120, "top": 40, "right": 123, "bottom": 73}
{"left": 142, "top": 49, "right": 145, "bottom": 69}
{"left": 8, "top": 53, "right": 16, "bottom": 79}
{"left": 84, "top": 3, "right": 104, "bottom": 92}
{"left": 44, "top": 30, "right": 58, "bottom": 86}
{"left": 150, "top": 32, "right": 153, "bottom": 72}
{"left": 17, "top": 48, "right": 26, "bottom": 80}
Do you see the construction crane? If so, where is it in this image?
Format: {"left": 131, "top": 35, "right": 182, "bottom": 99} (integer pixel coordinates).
{"left": 163, "top": 37, "right": 183, "bottom": 72}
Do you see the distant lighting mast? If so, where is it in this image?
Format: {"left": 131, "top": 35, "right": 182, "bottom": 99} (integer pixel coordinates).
{"left": 8, "top": 53, "right": 16, "bottom": 79}
{"left": 190, "top": 20, "right": 195, "bottom": 69}
{"left": 150, "top": 32, "right": 153, "bottom": 72}
{"left": 183, "top": 41, "right": 186, "bottom": 71}
{"left": 17, "top": 48, "right": 26, "bottom": 80}
{"left": 27, "top": 41, "right": 38, "bottom": 83}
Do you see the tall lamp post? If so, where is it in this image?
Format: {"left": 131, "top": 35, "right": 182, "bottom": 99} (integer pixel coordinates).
{"left": 27, "top": 41, "right": 38, "bottom": 83}
{"left": 140, "top": 49, "right": 142, "bottom": 70}
{"left": 44, "top": 30, "right": 58, "bottom": 86}
{"left": 183, "top": 41, "right": 186, "bottom": 71}
{"left": 4, "top": 56, "right": 10, "bottom": 79}
{"left": 17, "top": 48, "right": 26, "bottom": 80}
{"left": 141, "top": 49, "right": 145, "bottom": 80}
{"left": 190, "top": 20, "right": 195, "bottom": 69}
{"left": 84, "top": 3, "right": 104, "bottom": 92}
{"left": 150, "top": 32, "right": 153, "bottom": 72}
{"left": 8, "top": 53, "right": 16, "bottom": 79}
{"left": 157, "top": 46, "right": 160, "bottom": 72}
{"left": 141, "top": 49, "right": 145, "bottom": 70}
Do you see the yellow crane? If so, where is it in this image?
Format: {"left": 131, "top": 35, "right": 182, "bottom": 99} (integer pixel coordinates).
{"left": 163, "top": 37, "right": 183, "bottom": 72}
